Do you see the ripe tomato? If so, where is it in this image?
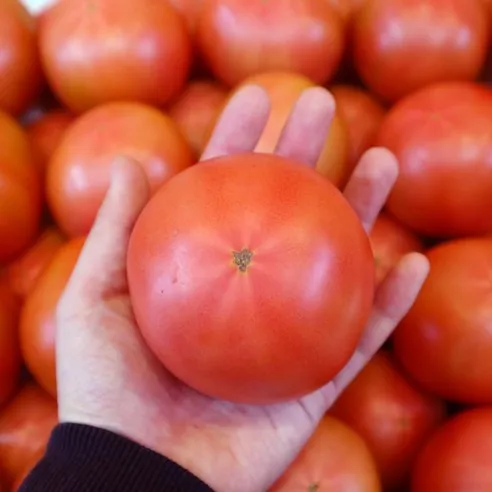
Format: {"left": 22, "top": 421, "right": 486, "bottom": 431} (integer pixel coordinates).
{"left": 376, "top": 82, "right": 492, "bottom": 238}
{"left": 233, "top": 72, "right": 351, "bottom": 188}
{"left": 0, "top": 384, "right": 57, "bottom": 486}
{"left": 19, "top": 238, "right": 84, "bottom": 397}
{"left": 196, "top": 0, "right": 345, "bottom": 87}
{"left": 369, "top": 214, "right": 423, "bottom": 285}
{"left": 128, "top": 153, "right": 375, "bottom": 404}
{"left": 5, "top": 227, "right": 66, "bottom": 299}
{"left": 330, "top": 351, "right": 446, "bottom": 490}
{"left": 0, "top": 111, "right": 42, "bottom": 263}
{"left": 353, "top": 0, "right": 489, "bottom": 102}
{"left": 412, "top": 407, "right": 492, "bottom": 492}
{"left": 168, "top": 80, "right": 228, "bottom": 158}
{"left": 393, "top": 237, "right": 492, "bottom": 404}
{"left": 331, "top": 84, "right": 385, "bottom": 170}
{"left": 0, "top": 0, "right": 43, "bottom": 116}
{"left": 46, "top": 102, "right": 193, "bottom": 237}
{"left": 270, "top": 415, "right": 381, "bottom": 491}
{"left": 0, "top": 280, "right": 21, "bottom": 408}
{"left": 25, "top": 110, "right": 75, "bottom": 176}
{"left": 39, "top": 0, "right": 192, "bottom": 113}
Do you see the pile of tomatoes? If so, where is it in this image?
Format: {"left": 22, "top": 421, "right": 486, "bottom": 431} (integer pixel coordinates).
{"left": 1, "top": 0, "right": 492, "bottom": 489}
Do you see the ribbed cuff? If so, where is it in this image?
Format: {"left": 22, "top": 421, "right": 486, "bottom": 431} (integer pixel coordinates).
{"left": 20, "top": 423, "right": 214, "bottom": 492}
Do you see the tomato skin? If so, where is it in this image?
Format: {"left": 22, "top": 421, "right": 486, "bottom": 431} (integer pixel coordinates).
{"left": 39, "top": 0, "right": 192, "bottom": 113}
{"left": 353, "top": 0, "right": 489, "bottom": 103}
{"left": 196, "top": 0, "right": 345, "bottom": 87}
{"left": 330, "top": 351, "right": 446, "bottom": 490}
{"left": 19, "top": 238, "right": 84, "bottom": 398}
{"left": 168, "top": 80, "right": 228, "bottom": 158}
{"left": 0, "top": 111, "right": 42, "bottom": 263}
{"left": 233, "top": 72, "right": 351, "bottom": 188}
{"left": 128, "top": 153, "right": 374, "bottom": 404}
{"left": 412, "top": 407, "right": 492, "bottom": 492}
{"left": 270, "top": 415, "right": 381, "bottom": 491}
{"left": 46, "top": 102, "right": 194, "bottom": 237}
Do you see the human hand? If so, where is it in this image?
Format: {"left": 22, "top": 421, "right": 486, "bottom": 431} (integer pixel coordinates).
{"left": 56, "top": 85, "right": 430, "bottom": 492}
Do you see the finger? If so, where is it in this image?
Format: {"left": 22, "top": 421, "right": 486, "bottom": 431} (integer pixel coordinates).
{"left": 60, "top": 157, "right": 150, "bottom": 309}
{"left": 274, "top": 87, "right": 336, "bottom": 168}
{"left": 343, "top": 147, "right": 399, "bottom": 233}
{"left": 200, "top": 85, "right": 270, "bottom": 161}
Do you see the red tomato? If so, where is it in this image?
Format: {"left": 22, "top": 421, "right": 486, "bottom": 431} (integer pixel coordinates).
{"left": 19, "top": 238, "right": 84, "bottom": 398}
{"left": 330, "top": 351, "right": 446, "bottom": 490}
{"left": 168, "top": 80, "right": 228, "bottom": 158}
{"left": 270, "top": 415, "right": 381, "bottom": 491}
{"left": 128, "top": 153, "right": 375, "bottom": 404}
{"left": 39, "top": 0, "right": 192, "bottom": 113}
{"left": 369, "top": 214, "right": 423, "bottom": 285}
{"left": 46, "top": 102, "right": 193, "bottom": 237}
{"left": 234, "top": 72, "right": 351, "bottom": 188}
{"left": 393, "top": 237, "right": 492, "bottom": 404}
{"left": 376, "top": 82, "right": 492, "bottom": 238}
{"left": 0, "top": 280, "right": 21, "bottom": 408}
{"left": 412, "top": 407, "right": 492, "bottom": 492}
{"left": 353, "top": 0, "right": 489, "bottom": 102}
{"left": 0, "top": 111, "right": 42, "bottom": 263}
{"left": 25, "top": 110, "right": 75, "bottom": 176}
{"left": 168, "top": 0, "right": 204, "bottom": 33}
{"left": 0, "top": 384, "right": 57, "bottom": 486}
{"left": 331, "top": 84, "right": 385, "bottom": 169}
{"left": 0, "top": 0, "right": 43, "bottom": 116}
{"left": 196, "top": 0, "right": 345, "bottom": 87}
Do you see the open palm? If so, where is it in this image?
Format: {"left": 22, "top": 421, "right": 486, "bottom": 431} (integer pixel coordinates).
{"left": 56, "top": 86, "right": 429, "bottom": 492}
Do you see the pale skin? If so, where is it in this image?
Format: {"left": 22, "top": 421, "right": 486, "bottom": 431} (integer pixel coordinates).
{"left": 55, "top": 85, "right": 430, "bottom": 492}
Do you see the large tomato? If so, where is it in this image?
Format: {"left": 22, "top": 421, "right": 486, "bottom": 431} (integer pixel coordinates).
{"left": 330, "top": 351, "right": 446, "bottom": 490}
{"left": 19, "top": 238, "right": 84, "bottom": 397}
{"left": 393, "top": 237, "right": 492, "bottom": 404}
{"left": 127, "top": 153, "right": 375, "bottom": 404}
{"left": 412, "top": 407, "right": 492, "bottom": 492}
{"left": 0, "top": 383, "right": 57, "bottom": 486}
{"left": 353, "top": 0, "right": 489, "bottom": 102}
{"left": 331, "top": 84, "right": 385, "bottom": 170}
{"left": 233, "top": 72, "right": 351, "bottom": 188}
{"left": 168, "top": 80, "right": 228, "bottom": 158}
{"left": 376, "top": 82, "right": 492, "bottom": 238}
{"left": 0, "top": 0, "right": 43, "bottom": 116}
{"left": 196, "top": 0, "right": 345, "bottom": 86}
{"left": 39, "top": 0, "right": 192, "bottom": 113}
{"left": 270, "top": 415, "right": 381, "bottom": 491}
{"left": 0, "top": 111, "right": 42, "bottom": 263}
{"left": 46, "top": 102, "right": 193, "bottom": 237}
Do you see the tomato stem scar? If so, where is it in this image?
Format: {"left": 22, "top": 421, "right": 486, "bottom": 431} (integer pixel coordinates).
{"left": 232, "top": 249, "right": 253, "bottom": 272}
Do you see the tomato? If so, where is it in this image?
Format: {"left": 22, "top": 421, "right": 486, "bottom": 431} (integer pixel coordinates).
{"left": 0, "top": 280, "right": 21, "bottom": 408}
{"left": 46, "top": 102, "right": 193, "bottom": 237}
{"left": 412, "top": 407, "right": 492, "bottom": 492}
{"left": 0, "top": 0, "right": 43, "bottom": 116}
{"left": 39, "top": 0, "right": 192, "bottom": 113}
{"left": 270, "top": 415, "right": 381, "bottom": 491}
{"left": 376, "top": 82, "right": 492, "bottom": 238}
{"left": 369, "top": 214, "right": 423, "bottom": 286}
{"left": 330, "top": 351, "right": 446, "bottom": 490}
{"left": 0, "top": 111, "right": 42, "bottom": 263}
{"left": 353, "top": 0, "right": 489, "bottom": 102}
{"left": 19, "top": 238, "right": 84, "bottom": 398}
{"left": 233, "top": 72, "right": 351, "bottom": 188}
{"left": 393, "top": 237, "right": 492, "bottom": 404}
{"left": 168, "top": 80, "right": 228, "bottom": 158}
{"left": 25, "top": 110, "right": 75, "bottom": 176}
{"left": 331, "top": 84, "right": 385, "bottom": 170}
{"left": 128, "top": 153, "right": 374, "bottom": 404}
{"left": 196, "top": 0, "right": 345, "bottom": 87}
{"left": 0, "top": 383, "right": 57, "bottom": 486}
{"left": 5, "top": 227, "right": 66, "bottom": 299}
{"left": 168, "top": 0, "right": 204, "bottom": 33}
